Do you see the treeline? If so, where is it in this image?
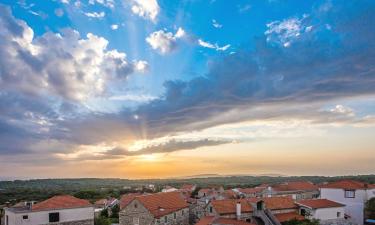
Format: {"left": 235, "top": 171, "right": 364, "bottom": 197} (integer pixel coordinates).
{"left": 1, "top": 175, "right": 374, "bottom": 205}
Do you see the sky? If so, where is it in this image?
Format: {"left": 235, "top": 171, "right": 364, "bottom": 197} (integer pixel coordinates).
{"left": 0, "top": 0, "right": 375, "bottom": 179}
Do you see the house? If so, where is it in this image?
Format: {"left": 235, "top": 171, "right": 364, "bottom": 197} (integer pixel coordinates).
{"left": 296, "top": 199, "right": 351, "bottom": 225}
{"left": 320, "top": 180, "right": 375, "bottom": 225}
{"left": 3, "top": 195, "right": 94, "bottom": 225}
{"left": 249, "top": 196, "right": 304, "bottom": 223}
{"left": 94, "top": 197, "right": 119, "bottom": 209}
{"left": 161, "top": 186, "right": 179, "bottom": 193}
{"left": 198, "top": 187, "right": 225, "bottom": 200}
{"left": 235, "top": 188, "right": 265, "bottom": 198}
{"left": 119, "top": 192, "right": 189, "bottom": 225}
{"left": 196, "top": 216, "right": 255, "bottom": 225}
{"left": 263, "top": 181, "right": 319, "bottom": 200}
{"left": 206, "top": 199, "right": 253, "bottom": 222}
{"left": 181, "top": 184, "right": 197, "bottom": 193}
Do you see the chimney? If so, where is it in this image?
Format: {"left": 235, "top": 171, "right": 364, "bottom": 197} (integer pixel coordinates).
{"left": 236, "top": 201, "right": 241, "bottom": 220}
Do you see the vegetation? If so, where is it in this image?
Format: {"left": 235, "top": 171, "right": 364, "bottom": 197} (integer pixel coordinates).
{"left": 283, "top": 219, "right": 320, "bottom": 225}
{"left": 365, "top": 197, "right": 375, "bottom": 219}
{"left": 1, "top": 175, "right": 374, "bottom": 204}
{"left": 94, "top": 216, "right": 111, "bottom": 225}
{"left": 111, "top": 204, "right": 120, "bottom": 218}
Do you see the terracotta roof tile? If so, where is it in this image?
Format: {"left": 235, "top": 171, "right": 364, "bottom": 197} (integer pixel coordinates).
{"left": 211, "top": 199, "right": 253, "bottom": 215}
{"left": 136, "top": 192, "right": 188, "bottom": 218}
{"left": 275, "top": 212, "right": 305, "bottom": 222}
{"left": 272, "top": 181, "right": 318, "bottom": 192}
{"left": 262, "top": 196, "right": 297, "bottom": 210}
{"left": 296, "top": 199, "right": 345, "bottom": 209}
{"left": 196, "top": 216, "right": 256, "bottom": 225}
{"left": 215, "top": 218, "right": 256, "bottom": 225}
{"left": 32, "top": 195, "right": 91, "bottom": 211}
{"left": 239, "top": 188, "right": 264, "bottom": 194}
{"left": 319, "top": 180, "right": 374, "bottom": 190}
{"left": 120, "top": 193, "right": 143, "bottom": 209}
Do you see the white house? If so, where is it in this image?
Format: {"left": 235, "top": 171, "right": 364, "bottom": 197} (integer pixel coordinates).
{"left": 4, "top": 195, "right": 94, "bottom": 225}
{"left": 320, "top": 180, "right": 375, "bottom": 225}
{"left": 296, "top": 199, "right": 348, "bottom": 224}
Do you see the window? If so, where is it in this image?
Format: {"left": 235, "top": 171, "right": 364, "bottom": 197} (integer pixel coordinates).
{"left": 300, "top": 208, "right": 306, "bottom": 216}
{"left": 174, "top": 213, "right": 176, "bottom": 219}
{"left": 6, "top": 215, "right": 8, "bottom": 225}
{"left": 49, "top": 212, "right": 60, "bottom": 223}
{"left": 182, "top": 209, "right": 184, "bottom": 216}
{"left": 133, "top": 217, "right": 139, "bottom": 225}
{"left": 344, "top": 190, "right": 355, "bottom": 198}
{"left": 337, "top": 212, "right": 341, "bottom": 218}
{"left": 209, "top": 206, "right": 213, "bottom": 213}
{"left": 22, "top": 215, "right": 28, "bottom": 220}
{"left": 134, "top": 203, "right": 138, "bottom": 208}
{"left": 164, "top": 216, "right": 168, "bottom": 223}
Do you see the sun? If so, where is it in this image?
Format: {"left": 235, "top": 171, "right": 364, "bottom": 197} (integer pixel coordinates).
{"left": 140, "top": 154, "right": 159, "bottom": 162}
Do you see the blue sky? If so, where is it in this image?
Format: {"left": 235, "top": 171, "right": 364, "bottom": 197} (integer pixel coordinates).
{"left": 0, "top": 0, "right": 375, "bottom": 178}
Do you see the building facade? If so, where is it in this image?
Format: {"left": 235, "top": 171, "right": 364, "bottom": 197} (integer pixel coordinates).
{"left": 4, "top": 195, "right": 94, "bottom": 225}
{"left": 119, "top": 192, "right": 189, "bottom": 225}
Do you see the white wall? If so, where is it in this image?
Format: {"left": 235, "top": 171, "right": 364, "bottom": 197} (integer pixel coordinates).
{"left": 5, "top": 207, "right": 94, "bottom": 225}
{"left": 313, "top": 207, "right": 345, "bottom": 221}
{"left": 320, "top": 188, "right": 368, "bottom": 225}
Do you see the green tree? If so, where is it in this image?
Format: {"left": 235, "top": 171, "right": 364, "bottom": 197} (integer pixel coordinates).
{"left": 365, "top": 197, "right": 375, "bottom": 219}
{"left": 111, "top": 204, "right": 120, "bottom": 218}
{"left": 100, "top": 208, "right": 109, "bottom": 218}
{"left": 94, "top": 216, "right": 111, "bottom": 225}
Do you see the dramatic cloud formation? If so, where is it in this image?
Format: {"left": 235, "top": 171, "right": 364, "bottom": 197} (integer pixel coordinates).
{"left": 0, "top": 0, "right": 375, "bottom": 174}
{"left": 146, "top": 27, "right": 186, "bottom": 54}
{"left": 0, "top": 5, "right": 146, "bottom": 101}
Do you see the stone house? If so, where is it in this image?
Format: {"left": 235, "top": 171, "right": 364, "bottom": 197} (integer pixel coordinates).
{"left": 263, "top": 181, "right": 319, "bottom": 200}
{"left": 248, "top": 196, "right": 304, "bottom": 223}
{"left": 205, "top": 199, "right": 253, "bottom": 222}
{"left": 119, "top": 192, "right": 189, "bottom": 225}
{"left": 197, "top": 186, "right": 225, "bottom": 200}
{"left": 3, "top": 195, "right": 94, "bottom": 225}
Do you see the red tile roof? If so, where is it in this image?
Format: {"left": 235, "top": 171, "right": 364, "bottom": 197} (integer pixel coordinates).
{"left": 319, "top": 180, "right": 375, "bottom": 190}
{"left": 262, "top": 196, "right": 297, "bottom": 210}
{"left": 296, "top": 199, "right": 345, "bottom": 209}
{"left": 239, "top": 188, "right": 264, "bottom": 194}
{"left": 215, "top": 218, "right": 256, "bottom": 225}
{"left": 211, "top": 199, "right": 253, "bottom": 215}
{"left": 120, "top": 193, "right": 143, "bottom": 209}
{"left": 136, "top": 192, "right": 188, "bottom": 218}
{"left": 272, "top": 181, "right": 318, "bottom": 192}
{"left": 195, "top": 216, "right": 255, "bottom": 225}
{"left": 32, "top": 195, "right": 91, "bottom": 211}
{"left": 275, "top": 212, "right": 305, "bottom": 222}
{"left": 181, "top": 184, "right": 196, "bottom": 191}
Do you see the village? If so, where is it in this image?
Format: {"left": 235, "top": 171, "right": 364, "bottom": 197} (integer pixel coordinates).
{"left": 1, "top": 179, "right": 375, "bottom": 225}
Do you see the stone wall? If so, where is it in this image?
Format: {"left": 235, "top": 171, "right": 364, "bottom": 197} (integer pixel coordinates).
{"left": 119, "top": 199, "right": 189, "bottom": 225}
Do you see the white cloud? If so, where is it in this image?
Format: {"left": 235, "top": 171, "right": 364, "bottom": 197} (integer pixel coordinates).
{"left": 0, "top": 8, "right": 147, "bottom": 101}
{"left": 110, "top": 24, "right": 119, "bottom": 30}
{"left": 109, "top": 94, "right": 157, "bottom": 102}
{"left": 131, "top": 0, "right": 159, "bottom": 23}
{"left": 198, "top": 39, "right": 230, "bottom": 51}
{"left": 134, "top": 60, "right": 149, "bottom": 73}
{"left": 84, "top": 11, "right": 105, "bottom": 18}
{"left": 146, "top": 27, "right": 185, "bottom": 54}
{"left": 265, "top": 16, "right": 309, "bottom": 47}
{"left": 212, "top": 19, "right": 222, "bottom": 28}
{"left": 330, "top": 105, "right": 355, "bottom": 117}
{"left": 88, "top": 0, "right": 114, "bottom": 8}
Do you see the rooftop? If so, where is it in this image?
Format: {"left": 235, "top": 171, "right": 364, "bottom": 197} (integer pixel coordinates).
{"left": 196, "top": 216, "right": 255, "bottom": 225}
{"left": 211, "top": 199, "right": 253, "bottom": 215}
{"left": 122, "top": 192, "right": 189, "bottom": 218}
{"left": 272, "top": 181, "right": 318, "bottom": 192}
{"left": 319, "top": 180, "right": 375, "bottom": 190}
{"left": 296, "top": 199, "right": 345, "bottom": 209}
{"left": 31, "top": 195, "right": 91, "bottom": 211}
{"left": 274, "top": 212, "right": 305, "bottom": 222}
